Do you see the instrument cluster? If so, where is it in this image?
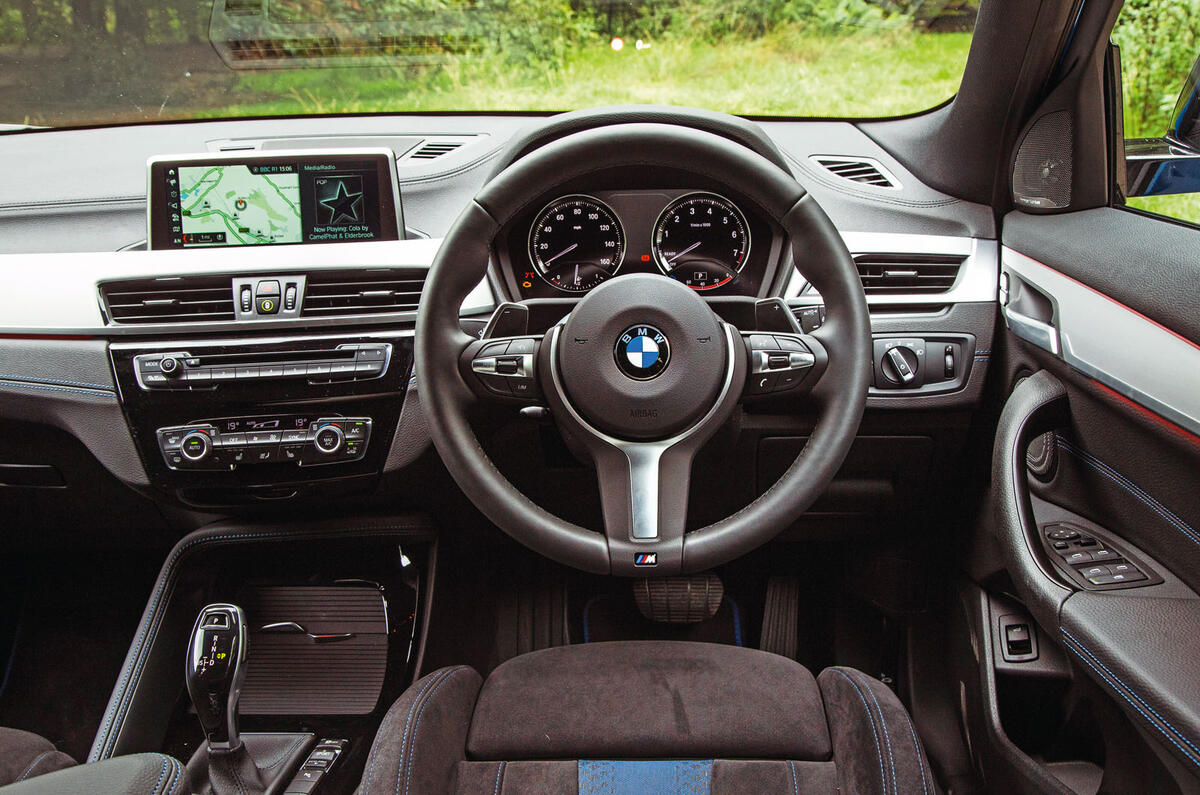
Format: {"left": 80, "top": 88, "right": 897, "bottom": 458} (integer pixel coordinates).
{"left": 501, "top": 188, "right": 777, "bottom": 299}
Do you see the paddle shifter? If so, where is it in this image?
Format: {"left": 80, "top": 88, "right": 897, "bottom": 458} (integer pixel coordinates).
{"left": 186, "top": 604, "right": 248, "bottom": 751}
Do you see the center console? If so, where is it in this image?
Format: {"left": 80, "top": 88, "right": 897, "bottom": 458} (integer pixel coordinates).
{"left": 110, "top": 331, "right": 412, "bottom": 508}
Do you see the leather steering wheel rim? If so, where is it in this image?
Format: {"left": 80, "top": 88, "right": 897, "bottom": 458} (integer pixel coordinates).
{"left": 417, "top": 122, "right": 871, "bottom": 576}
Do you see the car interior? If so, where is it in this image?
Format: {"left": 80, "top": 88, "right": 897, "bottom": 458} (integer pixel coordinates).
{"left": 1, "top": 0, "right": 1200, "bottom": 793}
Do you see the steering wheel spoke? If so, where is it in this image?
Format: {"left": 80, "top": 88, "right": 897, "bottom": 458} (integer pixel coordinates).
{"left": 590, "top": 438, "right": 695, "bottom": 575}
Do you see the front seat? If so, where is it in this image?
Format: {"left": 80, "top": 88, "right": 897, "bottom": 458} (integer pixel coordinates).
{"left": 0, "top": 728, "right": 75, "bottom": 786}
{"left": 360, "top": 642, "right": 937, "bottom": 794}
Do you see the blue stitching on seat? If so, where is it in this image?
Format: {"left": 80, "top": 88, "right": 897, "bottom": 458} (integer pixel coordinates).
{"left": 364, "top": 670, "right": 447, "bottom": 795}
{"left": 0, "top": 374, "right": 114, "bottom": 391}
{"left": 401, "top": 667, "right": 469, "bottom": 795}
{"left": 158, "top": 756, "right": 182, "bottom": 795}
{"left": 787, "top": 760, "right": 799, "bottom": 795}
{"left": 904, "top": 716, "right": 929, "bottom": 795}
{"left": 493, "top": 761, "right": 505, "bottom": 795}
{"left": 0, "top": 380, "right": 115, "bottom": 398}
{"left": 14, "top": 751, "right": 54, "bottom": 781}
{"left": 828, "top": 669, "right": 887, "bottom": 794}
{"left": 149, "top": 756, "right": 170, "bottom": 795}
{"left": 1056, "top": 436, "right": 1200, "bottom": 547}
{"left": 852, "top": 670, "right": 897, "bottom": 795}
{"left": 1062, "top": 629, "right": 1200, "bottom": 760}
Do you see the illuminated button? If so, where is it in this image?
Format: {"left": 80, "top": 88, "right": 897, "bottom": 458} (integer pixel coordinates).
{"left": 256, "top": 296, "right": 279, "bottom": 315}
{"left": 180, "top": 432, "right": 211, "bottom": 462}
{"left": 314, "top": 425, "right": 344, "bottom": 454}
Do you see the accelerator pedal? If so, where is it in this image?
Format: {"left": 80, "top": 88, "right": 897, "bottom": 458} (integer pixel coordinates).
{"left": 633, "top": 574, "right": 723, "bottom": 623}
{"left": 759, "top": 576, "right": 800, "bottom": 660}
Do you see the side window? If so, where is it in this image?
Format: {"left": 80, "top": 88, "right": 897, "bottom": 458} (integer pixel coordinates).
{"left": 1112, "top": 0, "right": 1200, "bottom": 225}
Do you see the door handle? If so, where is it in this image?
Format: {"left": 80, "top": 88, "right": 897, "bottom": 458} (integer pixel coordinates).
{"left": 1004, "top": 305, "right": 1060, "bottom": 356}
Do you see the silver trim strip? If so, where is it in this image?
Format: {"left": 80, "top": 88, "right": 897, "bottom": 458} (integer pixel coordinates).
{"left": 786, "top": 233, "right": 998, "bottom": 306}
{"left": 0, "top": 238, "right": 496, "bottom": 335}
{"left": 1003, "top": 306, "right": 1060, "bottom": 355}
{"left": 1003, "top": 247, "right": 1200, "bottom": 437}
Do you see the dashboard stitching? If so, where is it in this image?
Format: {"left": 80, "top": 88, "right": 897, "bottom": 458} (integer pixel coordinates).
{"left": 0, "top": 374, "right": 114, "bottom": 391}
{"left": 396, "top": 147, "right": 505, "bottom": 187}
{"left": 784, "top": 153, "right": 960, "bottom": 209}
{"left": 0, "top": 379, "right": 116, "bottom": 398}
{"left": 94, "top": 523, "right": 427, "bottom": 760}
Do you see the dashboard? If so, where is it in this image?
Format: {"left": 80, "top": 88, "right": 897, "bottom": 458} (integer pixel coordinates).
{"left": 0, "top": 110, "right": 999, "bottom": 529}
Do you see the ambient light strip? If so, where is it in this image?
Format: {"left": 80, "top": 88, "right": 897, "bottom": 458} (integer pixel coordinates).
{"left": 1001, "top": 247, "right": 1200, "bottom": 439}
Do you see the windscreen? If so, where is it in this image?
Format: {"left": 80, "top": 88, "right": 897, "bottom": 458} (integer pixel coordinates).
{"left": 0, "top": 0, "right": 977, "bottom": 128}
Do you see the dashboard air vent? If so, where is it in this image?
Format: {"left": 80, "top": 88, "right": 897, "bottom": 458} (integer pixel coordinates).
{"left": 811, "top": 156, "right": 900, "bottom": 189}
{"left": 409, "top": 141, "right": 463, "bottom": 159}
{"left": 301, "top": 269, "right": 425, "bottom": 317}
{"left": 854, "top": 254, "right": 965, "bottom": 295}
{"left": 100, "top": 276, "right": 235, "bottom": 324}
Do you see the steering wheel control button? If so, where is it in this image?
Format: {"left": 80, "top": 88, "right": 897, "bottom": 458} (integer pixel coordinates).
{"left": 615, "top": 326, "right": 671, "bottom": 381}
{"left": 468, "top": 338, "right": 541, "bottom": 400}
{"left": 745, "top": 334, "right": 815, "bottom": 394}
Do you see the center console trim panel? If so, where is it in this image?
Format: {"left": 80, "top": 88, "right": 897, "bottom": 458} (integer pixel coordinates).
{"left": 88, "top": 516, "right": 436, "bottom": 763}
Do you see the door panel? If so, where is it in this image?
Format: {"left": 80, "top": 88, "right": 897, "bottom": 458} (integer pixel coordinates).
{"left": 992, "top": 206, "right": 1200, "bottom": 787}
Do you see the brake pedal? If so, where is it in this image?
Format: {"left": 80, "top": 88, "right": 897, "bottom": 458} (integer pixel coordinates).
{"left": 633, "top": 574, "right": 723, "bottom": 623}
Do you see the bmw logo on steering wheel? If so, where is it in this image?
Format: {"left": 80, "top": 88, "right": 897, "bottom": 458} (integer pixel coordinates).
{"left": 615, "top": 325, "right": 671, "bottom": 380}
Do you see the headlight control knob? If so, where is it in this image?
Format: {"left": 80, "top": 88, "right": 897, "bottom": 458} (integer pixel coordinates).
{"left": 180, "top": 431, "right": 211, "bottom": 461}
{"left": 313, "top": 424, "right": 344, "bottom": 455}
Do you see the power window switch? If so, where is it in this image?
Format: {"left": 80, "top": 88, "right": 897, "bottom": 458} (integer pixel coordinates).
{"left": 1061, "top": 550, "right": 1094, "bottom": 565}
{"left": 1090, "top": 549, "right": 1120, "bottom": 562}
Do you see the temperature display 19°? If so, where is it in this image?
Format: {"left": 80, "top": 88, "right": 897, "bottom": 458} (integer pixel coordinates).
{"left": 529, "top": 195, "right": 625, "bottom": 293}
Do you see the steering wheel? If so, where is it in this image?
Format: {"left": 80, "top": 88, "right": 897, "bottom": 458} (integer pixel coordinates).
{"left": 416, "top": 123, "right": 870, "bottom": 576}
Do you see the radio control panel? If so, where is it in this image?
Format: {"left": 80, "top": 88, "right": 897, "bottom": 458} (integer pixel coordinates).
{"left": 134, "top": 343, "right": 390, "bottom": 390}
{"left": 157, "top": 415, "right": 373, "bottom": 470}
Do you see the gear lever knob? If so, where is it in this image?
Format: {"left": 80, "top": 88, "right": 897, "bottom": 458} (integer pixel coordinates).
{"left": 186, "top": 604, "right": 247, "bottom": 751}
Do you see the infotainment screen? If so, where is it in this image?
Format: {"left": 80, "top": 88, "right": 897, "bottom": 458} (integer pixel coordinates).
{"left": 147, "top": 150, "right": 403, "bottom": 250}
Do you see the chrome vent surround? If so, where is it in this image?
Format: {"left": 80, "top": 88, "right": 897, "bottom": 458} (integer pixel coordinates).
{"left": 301, "top": 269, "right": 425, "bottom": 317}
{"left": 811, "top": 156, "right": 901, "bottom": 189}
{"left": 100, "top": 276, "right": 235, "bottom": 324}
{"left": 854, "top": 253, "right": 966, "bottom": 295}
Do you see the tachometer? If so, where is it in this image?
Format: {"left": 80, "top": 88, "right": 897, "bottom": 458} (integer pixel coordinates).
{"left": 528, "top": 195, "right": 625, "bottom": 293}
{"left": 652, "top": 193, "right": 750, "bottom": 290}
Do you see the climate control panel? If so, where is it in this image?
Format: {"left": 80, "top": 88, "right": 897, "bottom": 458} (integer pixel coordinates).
{"left": 156, "top": 415, "right": 372, "bottom": 470}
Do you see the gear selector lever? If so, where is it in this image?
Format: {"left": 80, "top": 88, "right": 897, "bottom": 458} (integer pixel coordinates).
{"left": 186, "top": 604, "right": 248, "bottom": 751}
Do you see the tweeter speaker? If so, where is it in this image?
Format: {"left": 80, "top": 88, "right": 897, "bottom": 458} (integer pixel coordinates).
{"left": 1013, "top": 110, "right": 1074, "bottom": 210}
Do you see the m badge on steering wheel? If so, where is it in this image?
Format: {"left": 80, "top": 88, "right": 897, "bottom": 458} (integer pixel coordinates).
{"left": 615, "top": 326, "right": 671, "bottom": 380}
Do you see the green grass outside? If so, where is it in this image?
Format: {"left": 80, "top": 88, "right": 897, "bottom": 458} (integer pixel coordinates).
{"left": 219, "top": 28, "right": 973, "bottom": 119}
{"left": 1126, "top": 193, "right": 1200, "bottom": 227}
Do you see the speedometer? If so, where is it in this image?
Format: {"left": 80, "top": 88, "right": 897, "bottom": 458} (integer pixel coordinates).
{"left": 529, "top": 195, "right": 625, "bottom": 293}
{"left": 652, "top": 193, "right": 750, "bottom": 290}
